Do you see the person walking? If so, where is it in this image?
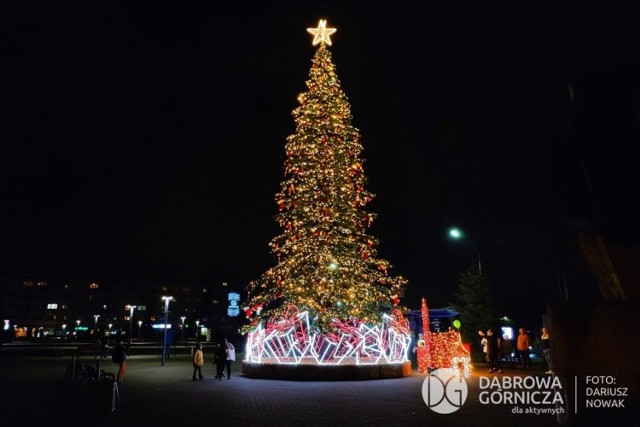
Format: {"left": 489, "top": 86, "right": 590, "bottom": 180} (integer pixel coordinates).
{"left": 478, "top": 330, "right": 488, "bottom": 364}
{"left": 501, "top": 334, "right": 514, "bottom": 368}
{"left": 214, "top": 342, "right": 227, "bottom": 380}
{"left": 485, "top": 329, "right": 503, "bottom": 373}
{"left": 541, "top": 327, "right": 553, "bottom": 374}
{"left": 224, "top": 339, "right": 236, "bottom": 380}
{"left": 112, "top": 339, "right": 131, "bottom": 383}
{"left": 517, "top": 328, "right": 531, "bottom": 370}
{"left": 192, "top": 343, "right": 204, "bottom": 381}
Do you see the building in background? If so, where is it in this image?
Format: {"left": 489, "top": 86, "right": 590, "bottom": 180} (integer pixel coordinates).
{"left": 0, "top": 276, "right": 243, "bottom": 344}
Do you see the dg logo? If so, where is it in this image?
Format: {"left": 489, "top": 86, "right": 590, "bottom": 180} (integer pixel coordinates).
{"left": 422, "top": 368, "right": 469, "bottom": 414}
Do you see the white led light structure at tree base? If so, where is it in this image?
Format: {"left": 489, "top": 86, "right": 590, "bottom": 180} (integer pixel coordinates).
{"left": 242, "top": 306, "right": 412, "bottom": 380}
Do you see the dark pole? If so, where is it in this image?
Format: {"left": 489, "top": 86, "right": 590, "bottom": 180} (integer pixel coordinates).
{"left": 161, "top": 297, "right": 172, "bottom": 366}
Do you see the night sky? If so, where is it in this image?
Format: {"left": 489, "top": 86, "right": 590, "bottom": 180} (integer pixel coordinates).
{"left": 3, "top": 2, "right": 640, "bottom": 317}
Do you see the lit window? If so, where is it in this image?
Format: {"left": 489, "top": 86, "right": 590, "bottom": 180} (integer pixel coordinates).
{"left": 47, "top": 303, "right": 58, "bottom": 310}
{"left": 37, "top": 281, "right": 48, "bottom": 288}
{"left": 89, "top": 283, "right": 100, "bottom": 290}
{"left": 23, "top": 281, "right": 33, "bottom": 288}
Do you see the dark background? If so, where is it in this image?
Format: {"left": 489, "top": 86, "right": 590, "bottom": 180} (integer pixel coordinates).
{"left": 2, "top": 1, "right": 639, "bottom": 319}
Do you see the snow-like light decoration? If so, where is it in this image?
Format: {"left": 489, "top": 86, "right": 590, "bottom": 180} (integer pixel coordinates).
{"left": 306, "top": 19, "right": 337, "bottom": 46}
{"left": 245, "top": 305, "right": 411, "bottom": 365}
{"left": 452, "top": 356, "right": 472, "bottom": 378}
{"left": 429, "top": 329, "right": 472, "bottom": 378}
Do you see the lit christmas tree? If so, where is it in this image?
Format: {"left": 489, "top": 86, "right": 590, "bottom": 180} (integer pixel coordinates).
{"left": 244, "top": 20, "right": 407, "bottom": 336}
{"left": 241, "top": 22, "right": 410, "bottom": 373}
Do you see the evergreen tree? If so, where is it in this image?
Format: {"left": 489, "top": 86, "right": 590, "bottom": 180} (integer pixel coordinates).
{"left": 244, "top": 23, "right": 406, "bottom": 333}
{"left": 451, "top": 264, "right": 495, "bottom": 346}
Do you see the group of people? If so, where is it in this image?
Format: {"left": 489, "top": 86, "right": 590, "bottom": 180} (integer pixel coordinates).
{"left": 479, "top": 326, "right": 553, "bottom": 374}
{"left": 105, "top": 337, "right": 236, "bottom": 384}
{"left": 192, "top": 338, "right": 236, "bottom": 381}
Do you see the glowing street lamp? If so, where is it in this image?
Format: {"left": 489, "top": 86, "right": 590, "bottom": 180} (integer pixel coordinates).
{"left": 126, "top": 305, "right": 137, "bottom": 338}
{"left": 195, "top": 320, "right": 200, "bottom": 341}
{"left": 161, "top": 296, "right": 173, "bottom": 366}
{"left": 93, "top": 314, "right": 100, "bottom": 335}
{"left": 448, "top": 226, "right": 482, "bottom": 275}
{"left": 180, "top": 316, "right": 186, "bottom": 341}
{"left": 449, "top": 228, "right": 463, "bottom": 239}
{"left": 138, "top": 320, "right": 143, "bottom": 340}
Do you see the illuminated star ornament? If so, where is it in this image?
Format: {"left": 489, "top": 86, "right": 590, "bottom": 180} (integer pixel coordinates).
{"left": 307, "top": 19, "right": 336, "bottom": 46}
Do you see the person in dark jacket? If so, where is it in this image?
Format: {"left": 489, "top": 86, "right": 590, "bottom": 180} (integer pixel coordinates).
{"left": 501, "top": 334, "right": 515, "bottom": 368}
{"left": 485, "top": 329, "right": 503, "bottom": 373}
{"left": 214, "top": 343, "right": 227, "bottom": 380}
{"left": 541, "top": 327, "right": 553, "bottom": 374}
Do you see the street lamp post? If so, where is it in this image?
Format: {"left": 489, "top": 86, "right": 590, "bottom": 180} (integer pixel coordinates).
{"left": 127, "top": 305, "right": 137, "bottom": 339}
{"left": 138, "top": 320, "right": 143, "bottom": 340}
{"left": 93, "top": 314, "right": 100, "bottom": 336}
{"left": 448, "top": 227, "right": 482, "bottom": 274}
{"left": 195, "top": 320, "right": 200, "bottom": 342}
{"left": 161, "top": 296, "right": 173, "bottom": 366}
{"left": 180, "top": 316, "right": 186, "bottom": 342}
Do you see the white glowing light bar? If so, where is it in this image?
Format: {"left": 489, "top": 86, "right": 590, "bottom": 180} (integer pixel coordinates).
{"left": 151, "top": 324, "right": 172, "bottom": 329}
{"left": 245, "top": 308, "right": 411, "bottom": 366}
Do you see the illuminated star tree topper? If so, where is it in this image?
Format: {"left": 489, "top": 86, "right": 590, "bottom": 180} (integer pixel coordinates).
{"left": 306, "top": 19, "right": 337, "bottom": 46}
